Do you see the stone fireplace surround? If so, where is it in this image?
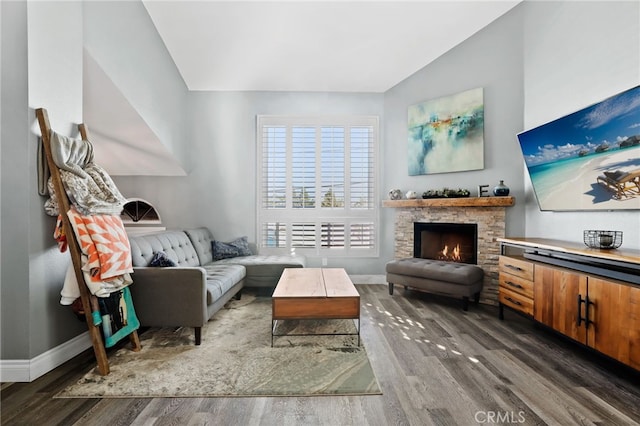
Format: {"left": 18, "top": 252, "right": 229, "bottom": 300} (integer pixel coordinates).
{"left": 385, "top": 198, "right": 513, "bottom": 305}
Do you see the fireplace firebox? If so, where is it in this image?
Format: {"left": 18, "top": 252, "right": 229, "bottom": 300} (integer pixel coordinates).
{"left": 414, "top": 222, "right": 478, "bottom": 265}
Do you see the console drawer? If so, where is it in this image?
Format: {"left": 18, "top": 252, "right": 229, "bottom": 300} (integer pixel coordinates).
{"left": 499, "top": 273, "right": 534, "bottom": 298}
{"left": 499, "top": 255, "right": 534, "bottom": 281}
{"left": 499, "top": 286, "right": 533, "bottom": 316}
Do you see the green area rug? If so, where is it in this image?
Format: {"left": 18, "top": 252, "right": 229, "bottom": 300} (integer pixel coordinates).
{"left": 56, "top": 293, "right": 381, "bottom": 398}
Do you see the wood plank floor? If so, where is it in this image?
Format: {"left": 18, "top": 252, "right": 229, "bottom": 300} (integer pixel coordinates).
{"left": 2, "top": 284, "right": 640, "bottom": 425}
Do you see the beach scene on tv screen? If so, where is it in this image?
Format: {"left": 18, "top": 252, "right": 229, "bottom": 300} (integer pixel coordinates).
{"left": 518, "top": 85, "right": 640, "bottom": 211}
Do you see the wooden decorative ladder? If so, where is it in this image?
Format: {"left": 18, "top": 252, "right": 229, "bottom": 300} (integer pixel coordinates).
{"left": 36, "top": 108, "right": 141, "bottom": 376}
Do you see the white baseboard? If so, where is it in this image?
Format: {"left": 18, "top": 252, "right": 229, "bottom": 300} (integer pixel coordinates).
{"left": 0, "top": 331, "right": 91, "bottom": 382}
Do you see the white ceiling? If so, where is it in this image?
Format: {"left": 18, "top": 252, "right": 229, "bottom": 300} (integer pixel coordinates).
{"left": 143, "top": 0, "right": 522, "bottom": 93}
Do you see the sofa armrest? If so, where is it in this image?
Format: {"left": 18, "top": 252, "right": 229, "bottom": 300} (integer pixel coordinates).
{"left": 128, "top": 266, "right": 208, "bottom": 328}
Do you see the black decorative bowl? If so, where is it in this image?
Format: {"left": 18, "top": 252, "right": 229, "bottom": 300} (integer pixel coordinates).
{"left": 583, "top": 230, "right": 623, "bottom": 249}
{"left": 422, "top": 190, "right": 470, "bottom": 199}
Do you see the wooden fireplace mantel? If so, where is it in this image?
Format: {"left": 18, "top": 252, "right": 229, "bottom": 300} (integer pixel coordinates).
{"left": 382, "top": 196, "right": 515, "bottom": 208}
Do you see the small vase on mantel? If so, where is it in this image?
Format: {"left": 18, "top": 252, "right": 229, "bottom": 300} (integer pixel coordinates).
{"left": 389, "top": 189, "right": 403, "bottom": 200}
{"left": 493, "top": 180, "right": 510, "bottom": 196}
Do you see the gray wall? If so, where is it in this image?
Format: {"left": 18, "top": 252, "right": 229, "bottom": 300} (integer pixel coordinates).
{"left": 1, "top": 1, "right": 87, "bottom": 363}
{"left": 382, "top": 5, "right": 526, "bottom": 265}
{"left": 83, "top": 0, "right": 190, "bottom": 172}
{"left": 1, "top": 0, "right": 31, "bottom": 361}
{"left": 1, "top": 0, "right": 191, "bottom": 369}
{"left": 522, "top": 1, "right": 640, "bottom": 249}
{"left": 113, "top": 91, "right": 385, "bottom": 274}
{"left": 27, "top": 0, "right": 86, "bottom": 359}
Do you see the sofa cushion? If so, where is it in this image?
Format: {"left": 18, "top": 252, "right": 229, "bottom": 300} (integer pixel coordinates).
{"left": 184, "top": 227, "right": 306, "bottom": 286}
{"left": 184, "top": 228, "right": 215, "bottom": 265}
{"left": 201, "top": 264, "right": 246, "bottom": 304}
{"left": 211, "top": 255, "right": 306, "bottom": 286}
{"left": 212, "top": 237, "right": 252, "bottom": 260}
{"left": 129, "top": 231, "right": 200, "bottom": 267}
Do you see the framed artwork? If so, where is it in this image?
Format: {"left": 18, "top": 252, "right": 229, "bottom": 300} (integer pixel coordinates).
{"left": 408, "top": 87, "right": 484, "bottom": 175}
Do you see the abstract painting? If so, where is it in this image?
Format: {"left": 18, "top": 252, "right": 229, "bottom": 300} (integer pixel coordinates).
{"left": 408, "top": 87, "right": 484, "bottom": 175}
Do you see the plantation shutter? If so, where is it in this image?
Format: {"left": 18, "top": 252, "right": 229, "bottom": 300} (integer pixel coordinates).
{"left": 321, "top": 126, "right": 345, "bottom": 208}
{"left": 292, "top": 127, "right": 316, "bottom": 209}
{"left": 257, "top": 115, "right": 378, "bottom": 257}
{"left": 261, "top": 126, "right": 286, "bottom": 209}
{"left": 350, "top": 126, "right": 374, "bottom": 209}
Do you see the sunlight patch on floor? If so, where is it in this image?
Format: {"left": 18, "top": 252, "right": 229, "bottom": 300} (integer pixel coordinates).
{"left": 363, "top": 301, "right": 479, "bottom": 365}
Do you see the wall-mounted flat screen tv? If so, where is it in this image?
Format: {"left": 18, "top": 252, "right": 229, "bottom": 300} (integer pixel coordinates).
{"left": 517, "top": 85, "right": 640, "bottom": 211}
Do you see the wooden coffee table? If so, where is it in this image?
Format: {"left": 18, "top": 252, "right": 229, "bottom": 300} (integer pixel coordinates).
{"left": 271, "top": 268, "right": 360, "bottom": 346}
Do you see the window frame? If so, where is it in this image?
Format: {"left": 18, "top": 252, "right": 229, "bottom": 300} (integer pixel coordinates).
{"left": 256, "top": 115, "right": 379, "bottom": 258}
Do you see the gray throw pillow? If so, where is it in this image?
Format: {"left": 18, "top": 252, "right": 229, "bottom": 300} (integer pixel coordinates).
{"left": 212, "top": 236, "right": 252, "bottom": 260}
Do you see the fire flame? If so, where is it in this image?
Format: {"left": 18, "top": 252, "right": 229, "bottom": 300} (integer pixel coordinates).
{"left": 438, "top": 244, "right": 462, "bottom": 262}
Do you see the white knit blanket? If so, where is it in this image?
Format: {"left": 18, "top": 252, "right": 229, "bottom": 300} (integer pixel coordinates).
{"left": 43, "top": 131, "right": 127, "bottom": 216}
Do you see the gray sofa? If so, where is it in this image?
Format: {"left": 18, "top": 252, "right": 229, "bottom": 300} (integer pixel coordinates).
{"left": 127, "top": 227, "right": 306, "bottom": 344}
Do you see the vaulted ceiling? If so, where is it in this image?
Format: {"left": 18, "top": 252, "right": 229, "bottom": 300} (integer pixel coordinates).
{"left": 143, "top": 1, "right": 521, "bottom": 92}
{"left": 84, "top": 1, "right": 521, "bottom": 175}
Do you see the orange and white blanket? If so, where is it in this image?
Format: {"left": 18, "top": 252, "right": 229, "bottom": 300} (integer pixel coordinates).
{"left": 59, "top": 207, "right": 133, "bottom": 304}
{"left": 67, "top": 207, "right": 132, "bottom": 280}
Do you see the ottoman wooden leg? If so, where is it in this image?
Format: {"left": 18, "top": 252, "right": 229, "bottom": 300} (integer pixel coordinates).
{"left": 388, "top": 283, "right": 394, "bottom": 295}
{"left": 474, "top": 292, "right": 480, "bottom": 304}
{"left": 462, "top": 296, "right": 469, "bottom": 311}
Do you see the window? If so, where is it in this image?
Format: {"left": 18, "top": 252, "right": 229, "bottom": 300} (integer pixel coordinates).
{"left": 257, "top": 115, "right": 378, "bottom": 257}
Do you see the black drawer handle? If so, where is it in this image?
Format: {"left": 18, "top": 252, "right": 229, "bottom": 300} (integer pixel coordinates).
{"left": 505, "top": 281, "right": 524, "bottom": 290}
{"left": 504, "top": 265, "right": 525, "bottom": 272}
{"left": 505, "top": 296, "right": 522, "bottom": 306}
{"left": 505, "top": 264, "right": 524, "bottom": 272}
